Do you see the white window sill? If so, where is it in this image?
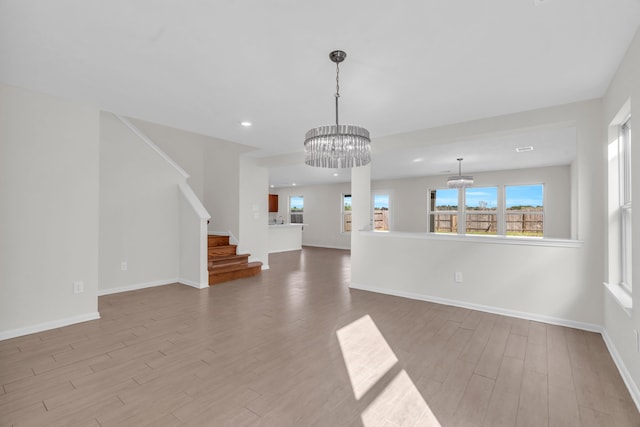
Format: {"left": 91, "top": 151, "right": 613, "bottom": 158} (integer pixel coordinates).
{"left": 604, "top": 282, "right": 633, "bottom": 316}
{"left": 359, "top": 230, "right": 582, "bottom": 248}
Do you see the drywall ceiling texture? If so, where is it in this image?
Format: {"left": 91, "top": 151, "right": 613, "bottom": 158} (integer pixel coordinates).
{"left": 1, "top": 1, "right": 639, "bottom": 187}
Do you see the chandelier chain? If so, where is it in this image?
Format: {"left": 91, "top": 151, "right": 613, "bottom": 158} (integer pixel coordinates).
{"left": 335, "top": 62, "right": 340, "bottom": 128}
{"left": 335, "top": 61, "right": 340, "bottom": 99}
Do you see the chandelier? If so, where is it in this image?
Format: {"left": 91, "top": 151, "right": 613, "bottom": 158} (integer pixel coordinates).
{"left": 304, "top": 50, "right": 371, "bottom": 168}
{"left": 447, "top": 158, "right": 474, "bottom": 188}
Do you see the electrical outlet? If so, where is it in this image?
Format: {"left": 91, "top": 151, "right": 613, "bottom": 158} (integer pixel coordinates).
{"left": 73, "top": 281, "right": 84, "bottom": 294}
{"left": 454, "top": 272, "right": 463, "bottom": 283}
{"left": 121, "top": 262, "right": 128, "bottom": 271}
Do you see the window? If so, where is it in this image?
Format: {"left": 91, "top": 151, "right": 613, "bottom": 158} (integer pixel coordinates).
{"left": 465, "top": 187, "right": 498, "bottom": 235}
{"left": 429, "top": 189, "right": 458, "bottom": 233}
{"left": 607, "top": 109, "right": 632, "bottom": 307}
{"left": 429, "top": 184, "right": 544, "bottom": 237}
{"left": 290, "top": 196, "right": 304, "bottom": 223}
{"left": 506, "top": 184, "right": 544, "bottom": 237}
{"left": 343, "top": 194, "right": 352, "bottom": 233}
{"left": 373, "top": 193, "right": 390, "bottom": 231}
{"left": 620, "top": 118, "right": 632, "bottom": 291}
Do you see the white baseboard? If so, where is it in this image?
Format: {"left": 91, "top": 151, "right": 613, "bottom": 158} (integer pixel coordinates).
{"left": 98, "top": 278, "right": 211, "bottom": 295}
{"left": 0, "top": 312, "right": 101, "bottom": 341}
{"left": 601, "top": 329, "right": 640, "bottom": 412}
{"left": 268, "top": 247, "right": 302, "bottom": 254}
{"left": 349, "top": 282, "right": 602, "bottom": 332}
{"left": 179, "top": 278, "right": 209, "bottom": 289}
{"left": 303, "top": 244, "right": 351, "bottom": 251}
{"left": 98, "top": 278, "right": 179, "bottom": 296}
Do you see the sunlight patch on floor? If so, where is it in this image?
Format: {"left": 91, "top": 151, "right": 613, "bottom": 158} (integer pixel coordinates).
{"left": 337, "top": 315, "right": 441, "bottom": 426}
{"left": 337, "top": 315, "right": 398, "bottom": 400}
{"left": 361, "top": 369, "right": 440, "bottom": 426}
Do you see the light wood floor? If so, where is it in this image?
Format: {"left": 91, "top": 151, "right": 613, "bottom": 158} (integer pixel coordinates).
{"left": 1, "top": 247, "right": 639, "bottom": 426}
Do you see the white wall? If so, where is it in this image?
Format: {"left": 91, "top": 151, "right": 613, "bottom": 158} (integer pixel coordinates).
{"left": 353, "top": 233, "right": 591, "bottom": 324}
{"left": 131, "top": 118, "right": 207, "bottom": 201}
{"left": 276, "top": 182, "right": 352, "bottom": 250}
{"left": 238, "top": 156, "right": 269, "bottom": 267}
{"left": 351, "top": 99, "right": 604, "bottom": 328}
{"left": 372, "top": 165, "right": 571, "bottom": 238}
{"left": 178, "top": 183, "right": 210, "bottom": 288}
{"left": 0, "top": 84, "right": 100, "bottom": 338}
{"left": 99, "top": 112, "right": 185, "bottom": 292}
{"left": 205, "top": 142, "right": 248, "bottom": 239}
{"left": 602, "top": 28, "right": 640, "bottom": 402}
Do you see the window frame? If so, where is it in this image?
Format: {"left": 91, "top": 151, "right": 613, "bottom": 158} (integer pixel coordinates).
{"left": 429, "top": 188, "right": 459, "bottom": 234}
{"left": 465, "top": 186, "right": 499, "bottom": 236}
{"left": 428, "top": 184, "right": 545, "bottom": 237}
{"left": 342, "top": 193, "right": 352, "bottom": 233}
{"left": 289, "top": 195, "right": 304, "bottom": 224}
{"left": 372, "top": 191, "right": 392, "bottom": 232}
{"left": 504, "top": 184, "right": 545, "bottom": 238}
{"left": 620, "top": 118, "right": 632, "bottom": 292}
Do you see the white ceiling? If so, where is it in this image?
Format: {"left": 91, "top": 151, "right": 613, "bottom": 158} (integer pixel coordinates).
{"left": 268, "top": 126, "right": 578, "bottom": 187}
{"left": 1, "top": 1, "right": 638, "bottom": 186}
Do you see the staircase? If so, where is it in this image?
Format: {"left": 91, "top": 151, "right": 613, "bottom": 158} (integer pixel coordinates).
{"left": 208, "top": 235, "right": 262, "bottom": 285}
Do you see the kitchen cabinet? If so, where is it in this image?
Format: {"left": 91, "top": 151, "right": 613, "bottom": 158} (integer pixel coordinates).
{"left": 268, "top": 194, "right": 278, "bottom": 212}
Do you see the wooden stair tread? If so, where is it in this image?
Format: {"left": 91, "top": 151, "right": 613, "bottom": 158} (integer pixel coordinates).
{"left": 208, "top": 261, "right": 263, "bottom": 285}
{"left": 208, "top": 253, "right": 251, "bottom": 262}
{"left": 207, "top": 244, "right": 237, "bottom": 250}
{"left": 206, "top": 234, "right": 262, "bottom": 285}
{"left": 208, "top": 256, "right": 249, "bottom": 269}
{"left": 208, "top": 254, "right": 249, "bottom": 268}
{"left": 209, "top": 261, "right": 263, "bottom": 274}
{"left": 207, "top": 234, "right": 230, "bottom": 247}
{"left": 208, "top": 245, "right": 238, "bottom": 256}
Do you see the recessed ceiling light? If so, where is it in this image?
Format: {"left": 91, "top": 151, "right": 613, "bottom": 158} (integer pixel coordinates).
{"left": 516, "top": 146, "right": 534, "bottom": 153}
{"left": 292, "top": 183, "right": 296, "bottom": 186}
{"left": 412, "top": 158, "right": 424, "bottom": 163}
{"left": 270, "top": 184, "right": 274, "bottom": 188}
{"left": 240, "top": 121, "right": 252, "bottom": 127}
{"left": 333, "top": 173, "right": 339, "bottom": 177}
